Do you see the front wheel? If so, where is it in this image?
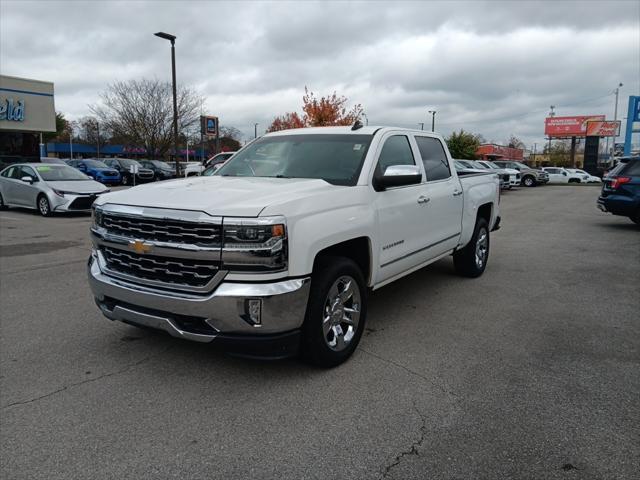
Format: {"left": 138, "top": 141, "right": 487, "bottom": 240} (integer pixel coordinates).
{"left": 0, "top": 192, "right": 7, "bottom": 210}
{"left": 121, "top": 175, "right": 130, "bottom": 186}
{"left": 631, "top": 212, "right": 640, "bottom": 225}
{"left": 522, "top": 176, "right": 535, "bottom": 187}
{"left": 37, "top": 194, "right": 52, "bottom": 217}
{"left": 453, "top": 217, "right": 490, "bottom": 278}
{"left": 302, "top": 257, "right": 367, "bottom": 368}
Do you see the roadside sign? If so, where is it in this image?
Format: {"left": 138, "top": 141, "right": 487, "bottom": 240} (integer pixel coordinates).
{"left": 129, "top": 164, "right": 139, "bottom": 174}
{"left": 585, "top": 121, "right": 621, "bottom": 137}
{"left": 201, "top": 115, "right": 219, "bottom": 138}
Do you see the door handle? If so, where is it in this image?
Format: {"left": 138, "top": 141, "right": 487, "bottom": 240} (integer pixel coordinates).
{"left": 417, "top": 196, "right": 430, "bottom": 204}
{"left": 453, "top": 190, "right": 463, "bottom": 196}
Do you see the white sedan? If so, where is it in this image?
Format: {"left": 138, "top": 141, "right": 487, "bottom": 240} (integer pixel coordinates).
{"left": 0, "top": 163, "right": 109, "bottom": 216}
{"left": 567, "top": 169, "right": 601, "bottom": 183}
{"left": 541, "top": 167, "right": 587, "bottom": 184}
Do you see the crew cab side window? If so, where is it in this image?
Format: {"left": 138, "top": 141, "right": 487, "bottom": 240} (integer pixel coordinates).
{"left": 415, "top": 136, "right": 451, "bottom": 181}
{"left": 377, "top": 135, "right": 415, "bottom": 174}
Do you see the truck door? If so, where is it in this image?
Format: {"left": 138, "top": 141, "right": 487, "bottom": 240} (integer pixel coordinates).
{"left": 413, "top": 135, "right": 463, "bottom": 256}
{"left": 373, "top": 133, "right": 433, "bottom": 283}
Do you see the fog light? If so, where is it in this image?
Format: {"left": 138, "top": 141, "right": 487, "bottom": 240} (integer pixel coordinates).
{"left": 242, "top": 299, "right": 262, "bottom": 326}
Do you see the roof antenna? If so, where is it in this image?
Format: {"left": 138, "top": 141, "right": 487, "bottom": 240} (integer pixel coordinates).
{"left": 351, "top": 119, "right": 364, "bottom": 131}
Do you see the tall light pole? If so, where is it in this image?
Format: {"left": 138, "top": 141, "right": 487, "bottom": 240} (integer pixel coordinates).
{"left": 254, "top": 123, "right": 259, "bottom": 139}
{"left": 96, "top": 121, "right": 100, "bottom": 159}
{"left": 418, "top": 122, "right": 424, "bottom": 131}
{"left": 428, "top": 110, "right": 436, "bottom": 132}
{"left": 611, "top": 82, "right": 623, "bottom": 159}
{"left": 154, "top": 31, "right": 179, "bottom": 177}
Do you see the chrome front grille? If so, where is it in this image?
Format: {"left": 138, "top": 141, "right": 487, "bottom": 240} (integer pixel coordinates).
{"left": 101, "top": 246, "right": 219, "bottom": 288}
{"left": 101, "top": 213, "right": 221, "bottom": 247}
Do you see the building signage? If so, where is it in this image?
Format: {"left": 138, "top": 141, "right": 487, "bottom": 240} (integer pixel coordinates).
{"left": 200, "top": 115, "right": 219, "bottom": 138}
{"left": 544, "top": 115, "right": 605, "bottom": 137}
{"left": 585, "top": 120, "right": 621, "bottom": 137}
{"left": 0, "top": 99, "right": 25, "bottom": 122}
{"left": 476, "top": 144, "right": 524, "bottom": 161}
{"left": 0, "top": 75, "right": 55, "bottom": 132}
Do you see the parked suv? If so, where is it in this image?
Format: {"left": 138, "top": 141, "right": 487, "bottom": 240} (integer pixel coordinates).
{"left": 541, "top": 167, "right": 587, "bottom": 184}
{"left": 138, "top": 160, "right": 176, "bottom": 181}
{"left": 67, "top": 159, "right": 121, "bottom": 185}
{"left": 597, "top": 156, "right": 640, "bottom": 225}
{"left": 493, "top": 161, "right": 549, "bottom": 187}
{"left": 103, "top": 158, "right": 154, "bottom": 186}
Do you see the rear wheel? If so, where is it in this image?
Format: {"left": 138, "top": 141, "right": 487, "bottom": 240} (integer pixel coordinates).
{"left": 37, "top": 194, "right": 52, "bottom": 217}
{"left": 453, "top": 217, "right": 490, "bottom": 278}
{"left": 0, "top": 192, "right": 7, "bottom": 210}
{"left": 522, "top": 176, "right": 535, "bottom": 187}
{"left": 121, "top": 175, "right": 130, "bottom": 186}
{"left": 302, "top": 256, "right": 367, "bottom": 368}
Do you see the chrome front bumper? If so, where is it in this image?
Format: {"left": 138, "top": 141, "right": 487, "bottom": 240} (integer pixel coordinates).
{"left": 88, "top": 252, "right": 311, "bottom": 343}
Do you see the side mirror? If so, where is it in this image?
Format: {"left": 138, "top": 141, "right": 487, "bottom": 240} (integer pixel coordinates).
{"left": 375, "top": 165, "right": 422, "bottom": 191}
{"left": 21, "top": 176, "right": 34, "bottom": 184}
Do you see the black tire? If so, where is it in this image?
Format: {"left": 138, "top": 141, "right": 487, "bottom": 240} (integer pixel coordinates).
{"left": 568, "top": 178, "right": 579, "bottom": 184}
{"left": 631, "top": 212, "right": 640, "bottom": 225}
{"left": 121, "top": 174, "right": 130, "bottom": 186}
{"left": 301, "top": 256, "right": 367, "bottom": 368}
{"left": 522, "top": 176, "right": 536, "bottom": 187}
{"left": 37, "top": 194, "right": 52, "bottom": 217}
{"left": 0, "top": 192, "right": 7, "bottom": 210}
{"left": 453, "top": 217, "right": 490, "bottom": 278}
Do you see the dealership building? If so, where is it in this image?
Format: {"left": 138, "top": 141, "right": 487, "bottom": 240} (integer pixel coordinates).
{"left": 0, "top": 74, "right": 56, "bottom": 167}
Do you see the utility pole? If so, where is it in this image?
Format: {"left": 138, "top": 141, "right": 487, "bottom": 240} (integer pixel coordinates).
{"left": 428, "top": 110, "right": 436, "bottom": 132}
{"left": 548, "top": 106, "right": 555, "bottom": 160}
{"left": 611, "top": 83, "right": 623, "bottom": 160}
{"left": 154, "top": 32, "right": 179, "bottom": 177}
{"left": 96, "top": 121, "right": 100, "bottom": 159}
{"left": 254, "top": 123, "right": 258, "bottom": 139}
{"left": 418, "top": 122, "right": 424, "bottom": 131}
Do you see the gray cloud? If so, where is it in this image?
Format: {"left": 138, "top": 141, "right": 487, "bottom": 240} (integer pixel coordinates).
{"left": 1, "top": 0, "right": 638, "bottom": 147}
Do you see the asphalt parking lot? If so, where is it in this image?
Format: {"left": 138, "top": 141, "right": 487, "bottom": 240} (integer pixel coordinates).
{"left": 1, "top": 186, "right": 638, "bottom": 480}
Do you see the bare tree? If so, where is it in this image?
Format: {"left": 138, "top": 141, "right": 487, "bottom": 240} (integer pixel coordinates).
{"left": 91, "top": 79, "right": 203, "bottom": 158}
{"left": 506, "top": 135, "right": 525, "bottom": 150}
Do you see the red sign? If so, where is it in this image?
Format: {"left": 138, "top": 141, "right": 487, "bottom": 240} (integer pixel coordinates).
{"left": 585, "top": 121, "right": 621, "bottom": 137}
{"left": 476, "top": 144, "right": 523, "bottom": 161}
{"left": 544, "top": 115, "right": 605, "bottom": 137}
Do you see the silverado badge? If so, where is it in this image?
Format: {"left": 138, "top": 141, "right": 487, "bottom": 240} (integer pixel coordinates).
{"left": 129, "top": 240, "right": 152, "bottom": 254}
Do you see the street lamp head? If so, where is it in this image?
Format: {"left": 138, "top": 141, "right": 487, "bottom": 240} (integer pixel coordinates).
{"left": 154, "top": 32, "right": 176, "bottom": 42}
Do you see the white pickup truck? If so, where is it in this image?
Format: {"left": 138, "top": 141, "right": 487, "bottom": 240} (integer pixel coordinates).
{"left": 88, "top": 126, "right": 501, "bottom": 366}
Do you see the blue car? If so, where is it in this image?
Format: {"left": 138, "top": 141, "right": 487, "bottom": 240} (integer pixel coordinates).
{"left": 597, "top": 156, "right": 640, "bottom": 225}
{"left": 67, "top": 159, "right": 121, "bottom": 185}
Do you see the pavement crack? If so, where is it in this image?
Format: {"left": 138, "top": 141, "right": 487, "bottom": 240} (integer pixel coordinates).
{"left": 2, "top": 346, "right": 173, "bottom": 410}
{"left": 380, "top": 402, "right": 428, "bottom": 479}
{"left": 360, "top": 347, "right": 458, "bottom": 398}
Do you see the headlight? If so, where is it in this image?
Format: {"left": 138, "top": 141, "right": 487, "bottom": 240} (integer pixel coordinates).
{"left": 52, "top": 189, "right": 65, "bottom": 197}
{"left": 91, "top": 206, "right": 104, "bottom": 228}
{"left": 222, "top": 217, "right": 287, "bottom": 271}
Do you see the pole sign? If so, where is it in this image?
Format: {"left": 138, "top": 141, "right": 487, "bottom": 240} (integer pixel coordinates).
{"left": 585, "top": 120, "right": 621, "bottom": 137}
{"left": 200, "top": 115, "right": 219, "bottom": 138}
{"left": 623, "top": 96, "right": 640, "bottom": 156}
{"left": 544, "top": 115, "right": 605, "bottom": 137}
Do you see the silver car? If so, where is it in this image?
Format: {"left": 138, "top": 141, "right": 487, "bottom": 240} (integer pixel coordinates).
{"left": 0, "top": 163, "right": 110, "bottom": 216}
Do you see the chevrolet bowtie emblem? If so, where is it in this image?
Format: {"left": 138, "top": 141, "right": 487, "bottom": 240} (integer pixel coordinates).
{"left": 129, "top": 240, "right": 152, "bottom": 254}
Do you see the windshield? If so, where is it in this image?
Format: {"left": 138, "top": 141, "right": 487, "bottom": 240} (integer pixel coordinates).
{"left": 151, "top": 160, "right": 172, "bottom": 169}
{"left": 119, "top": 159, "right": 142, "bottom": 168}
{"left": 35, "top": 165, "right": 91, "bottom": 181}
{"left": 486, "top": 162, "right": 501, "bottom": 169}
{"left": 513, "top": 162, "right": 529, "bottom": 170}
{"left": 83, "top": 160, "right": 109, "bottom": 168}
{"left": 216, "top": 134, "right": 373, "bottom": 186}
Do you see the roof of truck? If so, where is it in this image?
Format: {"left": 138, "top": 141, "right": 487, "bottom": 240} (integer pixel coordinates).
{"left": 265, "top": 126, "right": 440, "bottom": 136}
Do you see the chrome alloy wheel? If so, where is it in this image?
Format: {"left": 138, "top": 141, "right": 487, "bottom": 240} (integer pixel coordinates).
{"left": 475, "top": 227, "right": 488, "bottom": 269}
{"left": 38, "top": 196, "right": 50, "bottom": 216}
{"left": 322, "top": 275, "right": 361, "bottom": 352}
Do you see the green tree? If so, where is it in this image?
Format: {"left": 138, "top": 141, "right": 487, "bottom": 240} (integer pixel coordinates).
{"left": 445, "top": 129, "right": 483, "bottom": 159}
{"left": 43, "top": 112, "right": 69, "bottom": 142}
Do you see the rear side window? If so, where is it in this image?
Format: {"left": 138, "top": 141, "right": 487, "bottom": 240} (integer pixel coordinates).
{"left": 415, "top": 136, "right": 451, "bottom": 181}
{"left": 377, "top": 135, "right": 415, "bottom": 173}
{"left": 621, "top": 160, "right": 640, "bottom": 176}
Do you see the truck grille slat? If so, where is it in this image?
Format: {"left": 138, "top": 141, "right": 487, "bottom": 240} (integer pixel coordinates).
{"left": 101, "top": 214, "right": 221, "bottom": 247}
{"left": 101, "top": 246, "right": 219, "bottom": 287}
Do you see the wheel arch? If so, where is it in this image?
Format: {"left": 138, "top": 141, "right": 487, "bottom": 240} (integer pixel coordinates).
{"left": 312, "top": 237, "right": 373, "bottom": 287}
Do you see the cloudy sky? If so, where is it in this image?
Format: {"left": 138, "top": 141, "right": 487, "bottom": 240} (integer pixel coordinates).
{"left": 1, "top": 0, "right": 639, "bottom": 148}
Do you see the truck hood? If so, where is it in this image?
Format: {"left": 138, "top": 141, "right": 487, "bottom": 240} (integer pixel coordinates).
{"left": 95, "top": 176, "right": 342, "bottom": 217}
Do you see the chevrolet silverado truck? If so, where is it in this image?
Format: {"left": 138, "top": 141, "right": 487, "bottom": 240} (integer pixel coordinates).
{"left": 88, "top": 126, "right": 501, "bottom": 367}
